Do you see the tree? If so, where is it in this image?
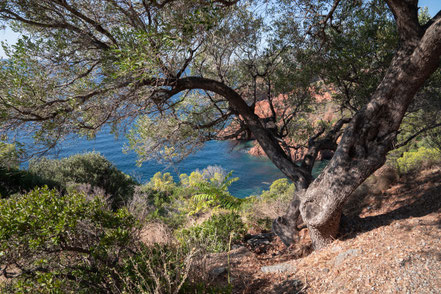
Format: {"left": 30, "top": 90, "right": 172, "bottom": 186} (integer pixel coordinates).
{"left": 0, "top": 0, "right": 440, "bottom": 249}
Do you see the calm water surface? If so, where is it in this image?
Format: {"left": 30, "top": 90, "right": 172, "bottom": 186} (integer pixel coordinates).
{"left": 47, "top": 129, "right": 327, "bottom": 198}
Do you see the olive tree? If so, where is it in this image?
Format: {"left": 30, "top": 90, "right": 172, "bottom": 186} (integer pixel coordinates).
{"left": 1, "top": 0, "right": 440, "bottom": 249}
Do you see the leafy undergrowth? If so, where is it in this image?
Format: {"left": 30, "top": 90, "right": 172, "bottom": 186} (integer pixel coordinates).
{"left": 1, "top": 160, "right": 440, "bottom": 293}
{"left": 195, "top": 167, "right": 441, "bottom": 293}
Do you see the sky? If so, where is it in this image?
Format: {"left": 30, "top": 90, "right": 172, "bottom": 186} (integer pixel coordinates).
{"left": 0, "top": 1, "right": 441, "bottom": 58}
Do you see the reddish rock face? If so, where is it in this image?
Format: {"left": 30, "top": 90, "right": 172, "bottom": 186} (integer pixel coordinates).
{"left": 239, "top": 90, "right": 335, "bottom": 162}
{"left": 248, "top": 140, "right": 334, "bottom": 162}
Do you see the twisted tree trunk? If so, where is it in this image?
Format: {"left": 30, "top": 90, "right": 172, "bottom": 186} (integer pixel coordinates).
{"left": 146, "top": 1, "right": 441, "bottom": 250}
{"left": 277, "top": 5, "right": 441, "bottom": 248}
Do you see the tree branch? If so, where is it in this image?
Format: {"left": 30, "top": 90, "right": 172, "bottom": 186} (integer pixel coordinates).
{"left": 170, "top": 76, "right": 313, "bottom": 187}
{"left": 385, "top": 0, "right": 423, "bottom": 46}
{"left": 395, "top": 121, "right": 441, "bottom": 148}
{"left": 0, "top": 8, "right": 110, "bottom": 50}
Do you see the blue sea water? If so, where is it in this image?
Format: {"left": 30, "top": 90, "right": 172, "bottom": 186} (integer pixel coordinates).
{"left": 44, "top": 129, "right": 326, "bottom": 198}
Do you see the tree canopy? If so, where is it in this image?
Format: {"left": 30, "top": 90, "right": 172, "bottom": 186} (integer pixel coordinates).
{"left": 0, "top": 1, "right": 405, "bottom": 158}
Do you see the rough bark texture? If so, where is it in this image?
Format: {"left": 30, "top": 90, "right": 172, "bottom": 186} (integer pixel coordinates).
{"left": 272, "top": 193, "right": 303, "bottom": 246}
{"left": 299, "top": 6, "right": 441, "bottom": 249}
{"left": 273, "top": 1, "right": 441, "bottom": 249}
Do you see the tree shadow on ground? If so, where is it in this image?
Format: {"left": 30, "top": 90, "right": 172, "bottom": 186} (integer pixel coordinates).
{"left": 339, "top": 170, "right": 441, "bottom": 240}
{"left": 271, "top": 279, "right": 305, "bottom": 294}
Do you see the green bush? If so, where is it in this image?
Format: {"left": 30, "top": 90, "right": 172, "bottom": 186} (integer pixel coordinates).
{"left": 176, "top": 212, "right": 246, "bottom": 253}
{"left": 128, "top": 169, "right": 241, "bottom": 229}
{"left": 148, "top": 171, "right": 177, "bottom": 194}
{"left": 187, "top": 171, "right": 241, "bottom": 216}
{"left": 239, "top": 178, "right": 294, "bottom": 232}
{"left": 263, "top": 178, "right": 295, "bottom": 200}
{"left": 0, "top": 142, "right": 47, "bottom": 198}
{"left": 0, "top": 167, "right": 57, "bottom": 198}
{"left": 129, "top": 186, "right": 186, "bottom": 229}
{"left": 0, "top": 186, "right": 138, "bottom": 293}
{"left": 396, "top": 146, "right": 441, "bottom": 174}
{"left": 28, "top": 152, "right": 137, "bottom": 208}
{"left": 0, "top": 142, "right": 21, "bottom": 169}
{"left": 0, "top": 187, "right": 199, "bottom": 294}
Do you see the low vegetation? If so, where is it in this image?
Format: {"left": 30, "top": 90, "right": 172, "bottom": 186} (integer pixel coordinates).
{"left": 28, "top": 153, "right": 138, "bottom": 208}
{"left": 396, "top": 146, "right": 441, "bottom": 175}
{"left": 1, "top": 143, "right": 440, "bottom": 292}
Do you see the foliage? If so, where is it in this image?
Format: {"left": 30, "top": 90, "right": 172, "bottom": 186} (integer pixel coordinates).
{"left": 28, "top": 152, "right": 137, "bottom": 208}
{"left": 127, "top": 167, "right": 241, "bottom": 229}
{"left": 0, "top": 186, "right": 202, "bottom": 294}
{"left": 1, "top": 0, "right": 440, "bottom": 250}
{"left": 119, "top": 244, "right": 197, "bottom": 294}
{"left": 427, "top": 127, "right": 441, "bottom": 152}
{"left": 0, "top": 141, "right": 22, "bottom": 169}
{"left": 187, "top": 171, "right": 241, "bottom": 215}
{"left": 240, "top": 178, "right": 295, "bottom": 231}
{"left": 0, "top": 186, "right": 137, "bottom": 293}
{"left": 261, "top": 178, "right": 295, "bottom": 201}
{"left": 313, "top": 1, "right": 397, "bottom": 110}
{"left": 396, "top": 146, "right": 441, "bottom": 174}
{"left": 0, "top": 167, "right": 57, "bottom": 198}
{"left": 147, "top": 171, "right": 177, "bottom": 194}
{"left": 0, "top": 0, "right": 400, "bottom": 163}
{"left": 128, "top": 185, "right": 185, "bottom": 229}
{"left": 176, "top": 212, "right": 246, "bottom": 253}
{"left": 0, "top": 0, "right": 231, "bottom": 158}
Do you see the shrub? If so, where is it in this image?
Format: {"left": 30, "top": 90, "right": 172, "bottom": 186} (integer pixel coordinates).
{"left": 427, "top": 127, "right": 441, "bottom": 152}
{"left": 240, "top": 178, "right": 294, "bottom": 231}
{"left": 176, "top": 212, "right": 246, "bottom": 253}
{"left": 130, "top": 169, "right": 241, "bottom": 228}
{"left": 396, "top": 146, "right": 441, "bottom": 174}
{"left": 147, "top": 171, "right": 176, "bottom": 194}
{"left": 0, "top": 142, "right": 21, "bottom": 169}
{"left": 28, "top": 152, "right": 137, "bottom": 208}
{"left": 0, "top": 187, "right": 197, "bottom": 294}
{"left": 0, "top": 142, "right": 47, "bottom": 198}
{"left": 128, "top": 185, "right": 185, "bottom": 229}
{"left": 186, "top": 171, "right": 241, "bottom": 215}
{"left": 263, "top": 178, "right": 295, "bottom": 200}
{"left": 0, "top": 186, "right": 138, "bottom": 293}
{"left": 197, "top": 165, "right": 228, "bottom": 186}
{"left": 0, "top": 167, "right": 57, "bottom": 198}
{"left": 119, "top": 244, "right": 197, "bottom": 294}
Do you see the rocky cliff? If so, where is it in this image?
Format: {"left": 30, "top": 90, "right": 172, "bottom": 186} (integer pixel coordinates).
{"left": 243, "top": 91, "right": 336, "bottom": 162}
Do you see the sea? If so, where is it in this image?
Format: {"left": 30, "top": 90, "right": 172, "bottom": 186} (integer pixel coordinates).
{"left": 41, "top": 128, "right": 327, "bottom": 198}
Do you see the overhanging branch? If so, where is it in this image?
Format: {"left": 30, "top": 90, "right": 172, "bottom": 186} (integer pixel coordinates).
{"left": 395, "top": 121, "right": 441, "bottom": 148}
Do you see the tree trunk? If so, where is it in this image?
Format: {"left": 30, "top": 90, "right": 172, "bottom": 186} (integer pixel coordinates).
{"left": 298, "top": 17, "right": 441, "bottom": 249}
{"left": 174, "top": 6, "right": 441, "bottom": 250}
{"left": 307, "top": 208, "right": 342, "bottom": 249}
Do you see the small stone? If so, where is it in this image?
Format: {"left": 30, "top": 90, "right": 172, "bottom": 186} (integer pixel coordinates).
{"left": 331, "top": 245, "right": 343, "bottom": 252}
{"left": 334, "top": 249, "right": 360, "bottom": 266}
{"left": 261, "top": 261, "right": 295, "bottom": 274}
{"left": 210, "top": 267, "right": 227, "bottom": 276}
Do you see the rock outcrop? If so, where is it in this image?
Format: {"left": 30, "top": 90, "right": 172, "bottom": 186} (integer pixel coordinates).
{"left": 244, "top": 90, "right": 336, "bottom": 162}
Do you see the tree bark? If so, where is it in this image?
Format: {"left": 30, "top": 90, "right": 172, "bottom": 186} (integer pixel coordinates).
{"left": 298, "top": 11, "right": 441, "bottom": 249}
{"left": 172, "top": 76, "right": 314, "bottom": 185}
{"left": 170, "top": 10, "right": 441, "bottom": 249}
